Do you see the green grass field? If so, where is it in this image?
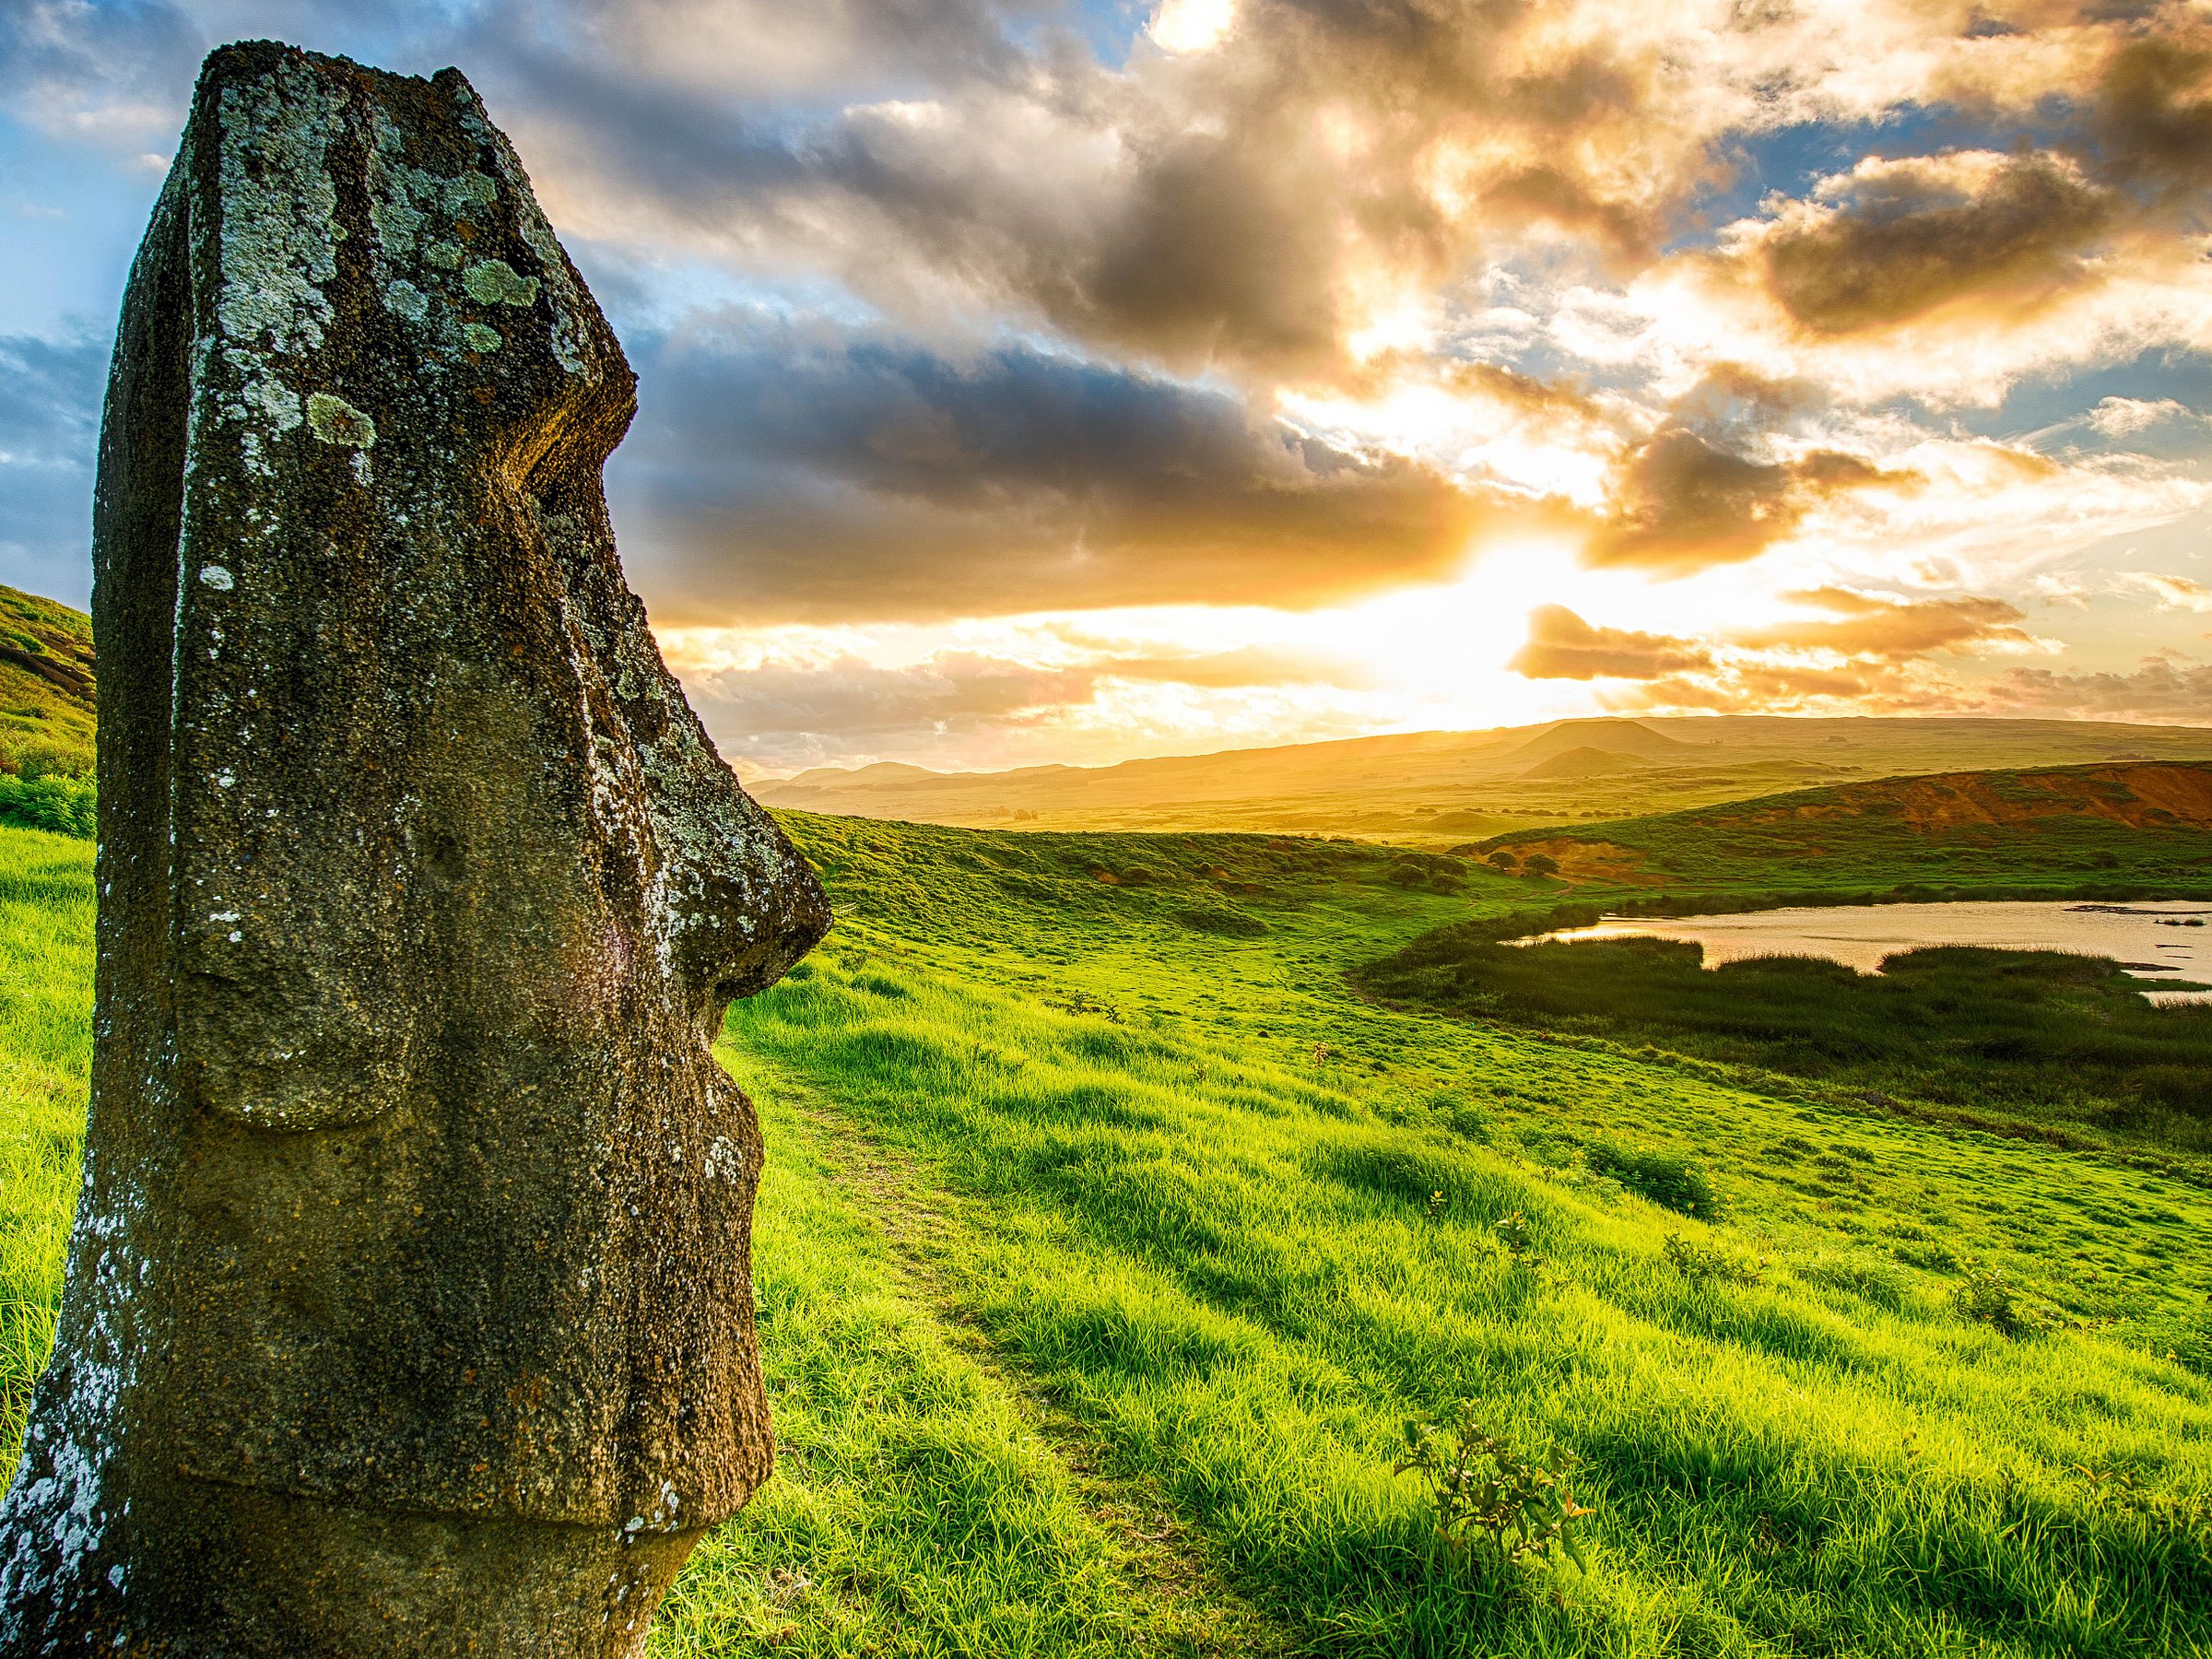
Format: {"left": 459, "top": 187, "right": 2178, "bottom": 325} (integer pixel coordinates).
{"left": 4, "top": 812, "right": 2210, "bottom": 1656}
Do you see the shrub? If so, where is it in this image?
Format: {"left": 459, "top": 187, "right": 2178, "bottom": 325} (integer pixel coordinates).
{"left": 0, "top": 774, "right": 94, "bottom": 839}
{"left": 1523, "top": 853, "right": 1560, "bottom": 879}
{"left": 1395, "top": 1405, "right": 1593, "bottom": 1572}
{"left": 1587, "top": 1140, "right": 1721, "bottom": 1218}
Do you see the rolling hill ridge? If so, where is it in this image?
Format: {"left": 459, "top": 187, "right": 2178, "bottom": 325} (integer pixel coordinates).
{"left": 1482, "top": 760, "right": 2212, "bottom": 889}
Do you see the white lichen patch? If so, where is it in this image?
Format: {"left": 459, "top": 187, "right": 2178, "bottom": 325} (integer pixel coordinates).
{"left": 463, "top": 322, "right": 504, "bottom": 353}
{"left": 213, "top": 64, "right": 340, "bottom": 357}
{"left": 197, "top": 565, "right": 234, "bottom": 592}
{"left": 306, "top": 393, "right": 375, "bottom": 448}
{"left": 225, "top": 356, "right": 302, "bottom": 433}
{"left": 463, "top": 259, "right": 540, "bottom": 308}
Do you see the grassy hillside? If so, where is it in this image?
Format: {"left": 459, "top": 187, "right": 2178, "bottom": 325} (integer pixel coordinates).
{"left": 4, "top": 813, "right": 2209, "bottom": 1656}
{"left": 0, "top": 586, "right": 96, "bottom": 838}
{"left": 752, "top": 716, "right": 2212, "bottom": 842}
{"left": 1478, "top": 761, "right": 2212, "bottom": 895}
{"left": 0, "top": 585, "right": 93, "bottom": 777}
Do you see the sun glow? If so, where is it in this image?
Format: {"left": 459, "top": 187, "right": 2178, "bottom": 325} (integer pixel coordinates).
{"left": 1149, "top": 0, "right": 1238, "bottom": 54}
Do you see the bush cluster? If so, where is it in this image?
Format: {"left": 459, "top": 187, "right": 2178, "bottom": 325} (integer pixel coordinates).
{"left": 0, "top": 774, "right": 93, "bottom": 839}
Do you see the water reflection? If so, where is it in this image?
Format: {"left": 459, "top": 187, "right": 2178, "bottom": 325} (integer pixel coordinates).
{"left": 1515, "top": 900, "right": 2212, "bottom": 1005}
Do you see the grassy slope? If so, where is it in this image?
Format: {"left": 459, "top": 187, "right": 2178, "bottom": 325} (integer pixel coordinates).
{"left": 4, "top": 816, "right": 2210, "bottom": 1656}
{"left": 0, "top": 585, "right": 94, "bottom": 778}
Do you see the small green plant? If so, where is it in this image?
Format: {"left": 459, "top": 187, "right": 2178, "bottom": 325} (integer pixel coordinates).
{"left": 1494, "top": 1210, "right": 1535, "bottom": 1262}
{"left": 1951, "top": 1260, "right": 2044, "bottom": 1338}
{"left": 1664, "top": 1231, "right": 1764, "bottom": 1286}
{"left": 1424, "top": 1189, "right": 1447, "bottom": 1221}
{"left": 1045, "top": 989, "right": 1125, "bottom": 1024}
{"left": 1395, "top": 1405, "right": 1594, "bottom": 1573}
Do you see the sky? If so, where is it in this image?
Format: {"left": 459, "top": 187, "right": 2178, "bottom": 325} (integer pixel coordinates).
{"left": 4, "top": 1, "right": 2211, "bottom": 776}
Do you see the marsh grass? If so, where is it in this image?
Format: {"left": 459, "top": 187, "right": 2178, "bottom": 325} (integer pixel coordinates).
{"left": 1359, "top": 932, "right": 2212, "bottom": 1151}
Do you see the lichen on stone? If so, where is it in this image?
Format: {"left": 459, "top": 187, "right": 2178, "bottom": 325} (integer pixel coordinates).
{"left": 445, "top": 170, "right": 499, "bottom": 212}
{"left": 463, "top": 259, "right": 540, "bottom": 308}
{"left": 463, "top": 322, "right": 503, "bottom": 353}
{"left": 306, "top": 392, "right": 376, "bottom": 447}
{"left": 383, "top": 280, "right": 429, "bottom": 323}
{"left": 213, "top": 63, "right": 340, "bottom": 357}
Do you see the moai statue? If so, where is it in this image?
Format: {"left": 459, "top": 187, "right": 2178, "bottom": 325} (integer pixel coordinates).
{"left": 0, "top": 41, "right": 830, "bottom": 1657}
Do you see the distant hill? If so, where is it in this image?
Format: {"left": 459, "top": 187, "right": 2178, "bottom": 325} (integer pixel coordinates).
{"left": 1517, "top": 746, "right": 1653, "bottom": 781}
{"left": 1500, "top": 718, "right": 1688, "bottom": 765}
{"left": 0, "top": 585, "right": 94, "bottom": 778}
{"left": 749, "top": 715, "right": 2212, "bottom": 842}
{"left": 1481, "top": 760, "right": 2212, "bottom": 889}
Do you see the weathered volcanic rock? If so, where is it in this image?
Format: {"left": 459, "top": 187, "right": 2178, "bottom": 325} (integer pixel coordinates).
{"left": 0, "top": 41, "right": 830, "bottom": 1657}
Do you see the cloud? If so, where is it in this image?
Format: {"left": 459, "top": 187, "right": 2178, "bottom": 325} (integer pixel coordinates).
{"left": 682, "top": 647, "right": 1100, "bottom": 767}
{"left": 614, "top": 314, "right": 1501, "bottom": 624}
{"left": 1090, "top": 644, "right": 1372, "bottom": 688}
{"left": 500, "top": 0, "right": 1882, "bottom": 382}
{"left": 2088, "top": 396, "right": 2195, "bottom": 438}
{"left": 2086, "top": 30, "right": 2212, "bottom": 199}
{"left": 1507, "top": 604, "right": 1711, "bottom": 681}
{"left": 1585, "top": 428, "right": 1908, "bottom": 573}
{"left": 1733, "top": 587, "right": 2037, "bottom": 659}
{"left": 1985, "top": 656, "right": 2212, "bottom": 724}
{"left": 2119, "top": 571, "right": 2212, "bottom": 613}
{"left": 1749, "top": 151, "right": 2120, "bottom": 337}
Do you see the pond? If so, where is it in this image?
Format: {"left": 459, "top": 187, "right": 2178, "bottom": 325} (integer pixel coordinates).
{"left": 1515, "top": 900, "right": 2212, "bottom": 1004}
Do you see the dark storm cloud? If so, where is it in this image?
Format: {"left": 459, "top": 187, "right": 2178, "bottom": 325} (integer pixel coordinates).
{"left": 1507, "top": 605, "right": 1712, "bottom": 681}
{"left": 0, "top": 334, "right": 106, "bottom": 598}
{"left": 2085, "top": 29, "right": 2212, "bottom": 197}
{"left": 613, "top": 315, "right": 1493, "bottom": 623}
